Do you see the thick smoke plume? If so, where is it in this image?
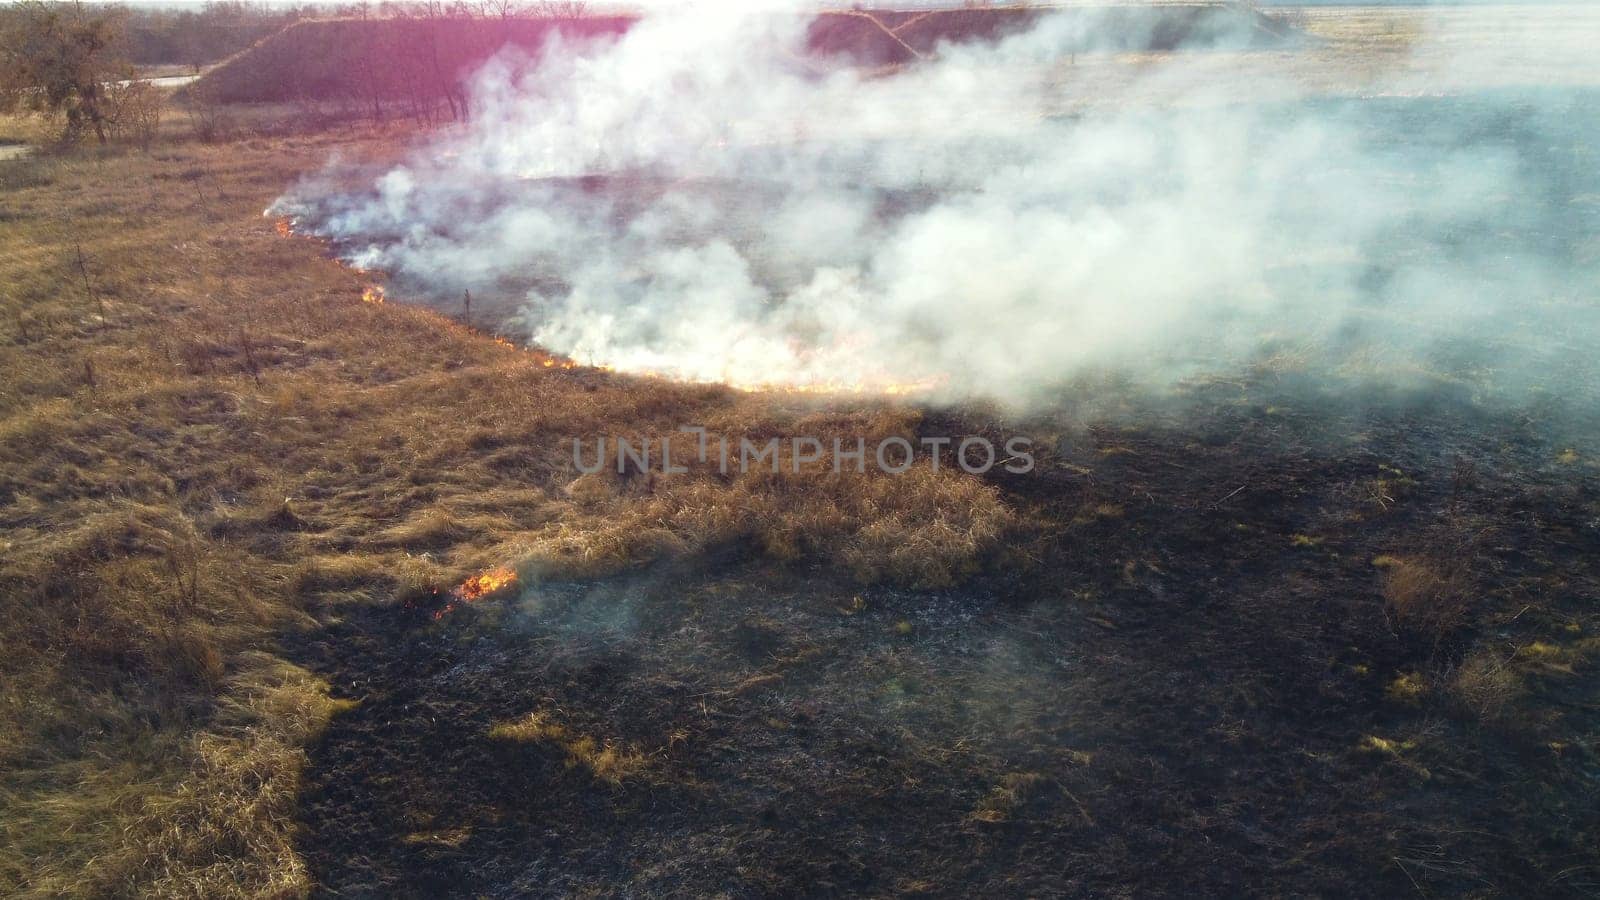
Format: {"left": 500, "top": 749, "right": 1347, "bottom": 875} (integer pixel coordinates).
{"left": 272, "top": 5, "right": 1600, "bottom": 407}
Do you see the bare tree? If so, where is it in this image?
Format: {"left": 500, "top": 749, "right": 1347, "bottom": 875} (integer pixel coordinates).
{"left": 351, "top": 2, "right": 387, "bottom": 122}
{"left": 532, "top": 1, "right": 588, "bottom": 19}
{"left": 182, "top": 78, "right": 232, "bottom": 143}
{"left": 481, "top": 0, "right": 523, "bottom": 18}
{"left": 0, "top": 1, "right": 132, "bottom": 144}
{"left": 416, "top": 0, "right": 467, "bottom": 122}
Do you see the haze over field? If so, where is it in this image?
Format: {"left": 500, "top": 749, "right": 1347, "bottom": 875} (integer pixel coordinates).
{"left": 8, "top": 3, "right": 1600, "bottom": 896}
{"left": 269, "top": 4, "right": 1600, "bottom": 406}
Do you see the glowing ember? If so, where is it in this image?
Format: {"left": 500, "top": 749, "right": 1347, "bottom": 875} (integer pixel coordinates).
{"left": 361, "top": 285, "right": 386, "bottom": 304}
{"left": 433, "top": 566, "right": 518, "bottom": 620}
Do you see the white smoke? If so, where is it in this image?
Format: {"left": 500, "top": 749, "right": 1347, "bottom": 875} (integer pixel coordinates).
{"left": 271, "top": 4, "right": 1600, "bottom": 406}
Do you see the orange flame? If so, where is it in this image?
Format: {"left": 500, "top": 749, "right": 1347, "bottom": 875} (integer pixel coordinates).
{"left": 361, "top": 285, "right": 385, "bottom": 304}
{"left": 455, "top": 566, "right": 517, "bottom": 601}
{"left": 490, "top": 335, "right": 580, "bottom": 370}
{"left": 273, "top": 217, "right": 294, "bottom": 238}
{"left": 534, "top": 352, "right": 578, "bottom": 369}
{"left": 432, "top": 566, "right": 518, "bottom": 620}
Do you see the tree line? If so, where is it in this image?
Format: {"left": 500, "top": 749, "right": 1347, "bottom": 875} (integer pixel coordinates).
{"left": 194, "top": 3, "right": 608, "bottom": 126}
{"left": 0, "top": 1, "right": 598, "bottom": 146}
{"left": 1, "top": 2, "right": 140, "bottom": 144}
{"left": 121, "top": 1, "right": 316, "bottom": 69}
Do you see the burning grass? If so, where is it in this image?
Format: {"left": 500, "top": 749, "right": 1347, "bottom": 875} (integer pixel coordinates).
{"left": 4, "top": 13, "right": 1600, "bottom": 889}
{"left": 429, "top": 565, "right": 518, "bottom": 619}
{"left": 0, "top": 112, "right": 1022, "bottom": 896}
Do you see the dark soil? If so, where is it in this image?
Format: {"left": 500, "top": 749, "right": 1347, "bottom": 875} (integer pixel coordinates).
{"left": 292, "top": 379, "right": 1600, "bottom": 897}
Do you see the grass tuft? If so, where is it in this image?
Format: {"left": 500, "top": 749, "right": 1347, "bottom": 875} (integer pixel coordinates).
{"left": 1380, "top": 556, "right": 1471, "bottom": 645}
{"left": 488, "top": 711, "right": 648, "bottom": 784}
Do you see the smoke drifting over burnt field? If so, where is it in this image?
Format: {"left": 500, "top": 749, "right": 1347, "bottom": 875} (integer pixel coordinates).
{"left": 240, "top": 8, "right": 1600, "bottom": 896}
{"left": 270, "top": 5, "right": 1600, "bottom": 407}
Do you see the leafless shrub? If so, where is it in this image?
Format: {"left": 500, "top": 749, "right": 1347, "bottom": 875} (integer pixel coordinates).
{"left": 182, "top": 80, "right": 233, "bottom": 143}
{"left": 1449, "top": 649, "right": 1521, "bottom": 723}
{"left": 102, "top": 80, "right": 164, "bottom": 150}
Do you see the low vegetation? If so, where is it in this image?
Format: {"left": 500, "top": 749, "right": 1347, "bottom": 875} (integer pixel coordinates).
{"left": 1, "top": 5, "right": 1596, "bottom": 896}
{"left": 0, "top": 98, "right": 1016, "bottom": 895}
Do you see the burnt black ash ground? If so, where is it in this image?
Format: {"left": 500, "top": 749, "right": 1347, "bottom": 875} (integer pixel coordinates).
{"left": 292, "top": 379, "right": 1600, "bottom": 898}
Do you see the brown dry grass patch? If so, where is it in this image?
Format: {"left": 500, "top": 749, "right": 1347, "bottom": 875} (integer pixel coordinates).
{"left": 0, "top": 113, "right": 1017, "bottom": 895}
{"left": 1380, "top": 556, "right": 1471, "bottom": 645}
{"left": 488, "top": 711, "right": 649, "bottom": 784}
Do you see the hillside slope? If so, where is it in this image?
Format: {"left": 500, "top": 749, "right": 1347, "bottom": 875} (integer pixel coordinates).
{"left": 194, "top": 5, "right": 1298, "bottom": 104}
{"left": 194, "top": 16, "right": 633, "bottom": 105}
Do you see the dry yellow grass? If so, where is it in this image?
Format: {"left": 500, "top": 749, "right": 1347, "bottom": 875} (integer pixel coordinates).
{"left": 0, "top": 109, "right": 1015, "bottom": 895}
{"left": 1380, "top": 556, "right": 1471, "bottom": 645}
{"left": 969, "top": 772, "right": 1048, "bottom": 824}
{"left": 488, "top": 711, "right": 649, "bottom": 784}
{"left": 1384, "top": 671, "right": 1428, "bottom": 706}
{"left": 528, "top": 459, "right": 1013, "bottom": 587}
{"left": 0, "top": 111, "right": 57, "bottom": 147}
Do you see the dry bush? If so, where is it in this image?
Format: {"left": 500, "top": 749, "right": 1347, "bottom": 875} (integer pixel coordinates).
{"left": 91, "top": 660, "right": 350, "bottom": 898}
{"left": 292, "top": 551, "right": 393, "bottom": 594}
{"left": 837, "top": 467, "right": 1016, "bottom": 587}
{"left": 181, "top": 81, "right": 233, "bottom": 144}
{"left": 1380, "top": 557, "right": 1471, "bottom": 644}
{"left": 459, "top": 401, "right": 1013, "bottom": 587}
{"left": 103, "top": 81, "right": 165, "bottom": 150}
{"left": 370, "top": 506, "right": 521, "bottom": 550}
{"left": 1449, "top": 649, "right": 1521, "bottom": 723}
{"left": 1384, "top": 671, "right": 1428, "bottom": 706}
{"left": 532, "top": 0, "right": 591, "bottom": 18}
{"left": 3, "top": 504, "right": 271, "bottom": 686}
{"left": 5, "top": 661, "right": 347, "bottom": 898}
